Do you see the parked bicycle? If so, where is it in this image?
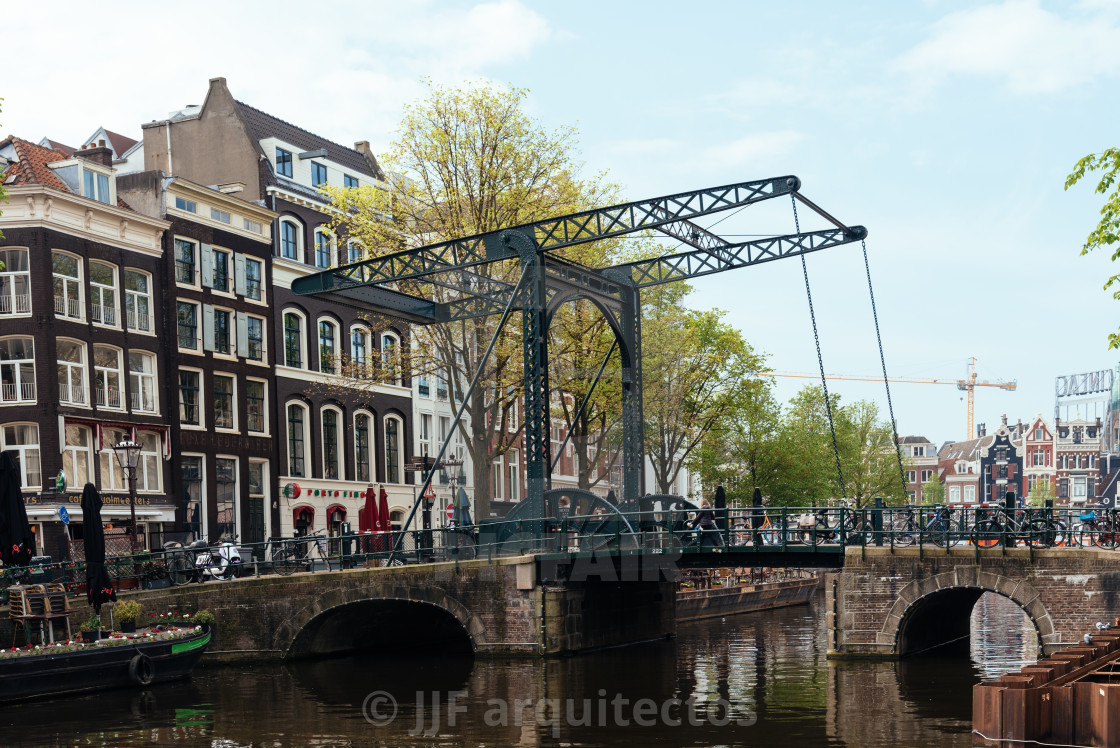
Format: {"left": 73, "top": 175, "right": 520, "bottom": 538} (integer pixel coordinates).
{"left": 1075, "top": 508, "right": 1117, "bottom": 548}
{"left": 271, "top": 531, "right": 333, "bottom": 575}
{"left": 163, "top": 536, "right": 243, "bottom": 584}
{"left": 972, "top": 504, "right": 1060, "bottom": 548}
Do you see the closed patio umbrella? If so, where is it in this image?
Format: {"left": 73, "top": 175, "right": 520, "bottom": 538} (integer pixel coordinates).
{"left": 377, "top": 487, "right": 391, "bottom": 551}
{"left": 714, "top": 485, "right": 728, "bottom": 531}
{"left": 453, "top": 487, "right": 472, "bottom": 527}
{"left": 80, "top": 482, "right": 116, "bottom": 613}
{"left": 362, "top": 486, "right": 378, "bottom": 553}
{"left": 0, "top": 450, "right": 34, "bottom": 567}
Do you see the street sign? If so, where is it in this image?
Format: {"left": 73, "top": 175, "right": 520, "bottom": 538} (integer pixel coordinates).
{"left": 57, "top": 506, "right": 69, "bottom": 524}
{"left": 446, "top": 504, "right": 454, "bottom": 520}
{"left": 423, "top": 484, "right": 436, "bottom": 500}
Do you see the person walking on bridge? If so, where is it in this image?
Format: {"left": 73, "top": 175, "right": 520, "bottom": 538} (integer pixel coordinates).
{"left": 692, "top": 499, "right": 723, "bottom": 550}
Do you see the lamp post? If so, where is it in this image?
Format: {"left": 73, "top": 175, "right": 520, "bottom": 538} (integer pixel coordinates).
{"left": 112, "top": 439, "right": 143, "bottom": 554}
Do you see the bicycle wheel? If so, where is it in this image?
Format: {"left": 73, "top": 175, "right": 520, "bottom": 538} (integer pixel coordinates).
{"left": 973, "top": 519, "right": 1002, "bottom": 548}
{"left": 927, "top": 519, "right": 949, "bottom": 548}
{"left": 1097, "top": 518, "right": 1119, "bottom": 549}
{"left": 1028, "top": 519, "right": 1057, "bottom": 548}
{"left": 169, "top": 555, "right": 193, "bottom": 586}
{"left": 275, "top": 548, "right": 298, "bottom": 576}
{"left": 891, "top": 516, "right": 916, "bottom": 546}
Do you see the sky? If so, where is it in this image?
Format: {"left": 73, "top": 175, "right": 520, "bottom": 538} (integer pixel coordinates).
{"left": 4, "top": 0, "right": 1120, "bottom": 446}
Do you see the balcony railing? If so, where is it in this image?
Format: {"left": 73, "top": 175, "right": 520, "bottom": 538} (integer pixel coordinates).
{"left": 95, "top": 387, "right": 122, "bottom": 408}
{"left": 91, "top": 304, "right": 116, "bottom": 326}
{"left": 0, "top": 293, "right": 30, "bottom": 315}
{"left": 130, "top": 390, "right": 156, "bottom": 413}
{"left": 54, "top": 295, "right": 81, "bottom": 319}
{"left": 0, "top": 382, "right": 35, "bottom": 403}
{"left": 59, "top": 383, "right": 87, "bottom": 405}
{"left": 127, "top": 309, "right": 151, "bottom": 333}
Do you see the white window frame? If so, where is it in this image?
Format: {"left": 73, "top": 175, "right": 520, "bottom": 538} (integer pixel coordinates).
{"left": 240, "top": 255, "right": 265, "bottom": 303}
{"left": 286, "top": 401, "right": 310, "bottom": 478}
{"left": 346, "top": 240, "right": 363, "bottom": 264}
{"left": 174, "top": 237, "right": 200, "bottom": 288}
{"left": 57, "top": 338, "right": 89, "bottom": 407}
{"left": 247, "top": 458, "right": 271, "bottom": 543}
{"left": 384, "top": 414, "right": 403, "bottom": 484}
{"left": 0, "top": 247, "right": 31, "bottom": 317}
{"left": 0, "top": 336, "right": 36, "bottom": 404}
{"left": 318, "top": 317, "right": 340, "bottom": 374}
{"left": 354, "top": 410, "right": 374, "bottom": 483}
{"left": 246, "top": 377, "right": 268, "bottom": 435}
{"left": 420, "top": 412, "right": 433, "bottom": 458}
{"left": 321, "top": 405, "right": 343, "bottom": 480}
{"left": 507, "top": 449, "right": 520, "bottom": 502}
{"left": 350, "top": 324, "right": 370, "bottom": 374}
{"left": 124, "top": 268, "right": 153, "bottom": 333}
{"left": 204, "top": 305, "right": 236, "bottom": 358}
{"left": 1, "top": 422, "right": 42, "bottom": 488}
{"left": 313, "top": 228, "right": 335, "bottom": 269}
{"left": 177, "top": 299, "right": 202, "bottom": 352}
{"left": 178, "top": 366, "right": 205, "bottom": 429}
{"left": 88, "top": 260, "right": 119, "bottom": 328}
{"left": 213, "top": 372, "right": 237, "bottom": 432}
{"left": 62, "top": 424, "right": 94, "bottom": 488}
{"left": 204, "top": 246, "right": 234, "bottom": 295}
{"left": 80, "top": 163, "right": 115, "bottom": 205}
{"left": 282, "top": 309, "right": 307, "bottom": 369}
{"left": 129, "top": 350, "right": 158, "bottom": 414}
{"left": 92, "top": 344, "right": 124, "bottom": 410}
{"left": 97, "top": 426, "right": 130, "bottom": 492}
{"left": 381, "top": 331, "right": 401, "bottom": 385}
{"left": 964, "top": 485, "right": 976, "bottom": 503}
{"left": 948, "top": 485, "right": 961, "bottom": 504}
{"left": 181, "top": 453, "right": 206, "bottom": 541}
{"left": 214, "top": 455, "right": 239, "bottom": 538}
{"left": 52, "top": 250, "right": 83, "bottom": 321}
{"left": 279, "top": 218, "right": 304, "bottom": 263}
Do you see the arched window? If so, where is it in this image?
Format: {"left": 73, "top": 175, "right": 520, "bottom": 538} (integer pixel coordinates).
{"left": 347, "top": 240, "right": 363, "bottom": 264}
{"left": 321, "top": 406, "right": 342, "bottom": 480}
{"left": 381, "top": 331, "right": 401, "bottom": 385}
{"left": 129, "top": 351, "right": 158, "bottom": 413}
{"left": 125, "top": 269, "right": 152, "bottom": 333}
{"left": 283, "top": 310, "right": 306, "bottom": 369}
{"left": 0, "top": 247, "right": 31, "bottom": 316}
{"left": 354, "top": 412, "right": 373, "bottom": 482}
{"left": 294, "top": 506, "right": 314, "bottom": 535}
{"left": 384, "top": 415, "right": 403, "bottom": 484}
{"left": 0, "top": 337, "right": 36, "bottom": 403}
{"left": 1, "top": 423, "right": 41, "bottom": 488}
{"left": 313, "top": 228, "right": 335, "bottom": 269}
{"left": 89, "top": 261, "right": 118, "bottom": 326}
{"left": 52, "top": 251, "right": 82, "bottom": 320}
{"left": 279, "top": 218, "right": 303, "bottom": 263}
{"left": 57, "top": 339, "right": 88, "bottom": 406}
{"left": 93, "top": 345, "right": 123, "bottom": 409}
{"left": 287, "top": 402, "right": 309, "bottom": 477}
{"left": 319, "top": 318, "right": 339, "bottom": 374}
{"left": 350, "top": 325, "right": 370, "bottom": 374}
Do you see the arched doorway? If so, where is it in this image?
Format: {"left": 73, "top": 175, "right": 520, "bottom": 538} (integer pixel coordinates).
{"left": 287, "top": 599, "right": 475, "bottom": 658}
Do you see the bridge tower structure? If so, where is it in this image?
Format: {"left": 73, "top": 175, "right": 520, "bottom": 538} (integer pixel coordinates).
{"left": 292, "top": 177, "right": 867, "bottom": 529}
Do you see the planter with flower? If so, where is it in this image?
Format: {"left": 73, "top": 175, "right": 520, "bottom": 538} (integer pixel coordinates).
{"left": 114, "top": 600, "right": 143, "bottom": 633}
{"left": 79, "top": 613, "right": 107, "bottom": 642}
{"left": 191, "top": 609, "right": 215, "bottom": 634}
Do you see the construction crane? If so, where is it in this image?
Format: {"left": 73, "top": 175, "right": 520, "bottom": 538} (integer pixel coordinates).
{"left": 769, "top": 357, "right": 1016, "bottom": 439}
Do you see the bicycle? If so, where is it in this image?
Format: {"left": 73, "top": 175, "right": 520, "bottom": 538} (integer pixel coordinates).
{"left": 271, "top": 531, "right": 332, "bottom": 575}
{"left": 1075, "top": 509, "right": 1117, "bottom": 548}
{"left": 971, "top": 504, "right": 1058, "bottom": 548}
{"left": 922, "top": 504, "right": 963, "bottom": 548}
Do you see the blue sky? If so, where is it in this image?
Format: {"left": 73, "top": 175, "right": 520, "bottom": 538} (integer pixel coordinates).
{"left": 4, "top": 0, "right": 1120, "bottom": 445}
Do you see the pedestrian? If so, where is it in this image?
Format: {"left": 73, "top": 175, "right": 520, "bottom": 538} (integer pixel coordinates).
{"left": 691, "top": 499, "right": 723, "bottom": 549}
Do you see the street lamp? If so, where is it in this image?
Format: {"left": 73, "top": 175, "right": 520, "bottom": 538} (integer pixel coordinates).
{"left": 112, "top": 439, "right": 142, "bottom": 554}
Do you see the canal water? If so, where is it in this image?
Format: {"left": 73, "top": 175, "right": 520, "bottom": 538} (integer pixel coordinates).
{"left": 5, "top": 591, "right": 1035, "bottom": 747}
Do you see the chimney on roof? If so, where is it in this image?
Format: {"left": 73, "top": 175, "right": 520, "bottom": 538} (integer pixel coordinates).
{"left": 1017, "top": 418, "right": 1022, "bottom": 434}
{"left": 978, "top": 423, "right": 986, "bottom": 437}
{"left": 1001, "top": 413, "right": 1008, "bottom": 427}
{"left": 78, "top": 141, "right": 113, "bottom": 168}
{"left": 354, "top": 140, "right": 385, "bottom": 180}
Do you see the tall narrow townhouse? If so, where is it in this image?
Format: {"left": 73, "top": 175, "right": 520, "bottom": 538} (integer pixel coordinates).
{"left": 0, "top": 137, "right": 173, "bottom": 559}
{"left": 140, "top": 78, "right": 417, "bottom": 540}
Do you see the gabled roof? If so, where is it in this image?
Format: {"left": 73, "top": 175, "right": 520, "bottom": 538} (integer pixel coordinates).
{"left": 938, "top": 435, "right": 993, "bottom": 461}
{"left": 234, "top": 100, "right": 379, "bottom": 179}
{"left": 1, "top": 136, "right": 70, "bottom": 190}
{"left": 898, "top": 435, "right": 933, "bottom": 444}
{"left": 84, "top": 128, "right": 139, "bottom": 160}
{"left": 39, "top": 138, "right": 76, "bottom": 157}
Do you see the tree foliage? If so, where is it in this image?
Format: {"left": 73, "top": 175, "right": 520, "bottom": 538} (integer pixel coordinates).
{"left": 322, "top": 80, "right": 617, "bottom": 517}
{"left": 1065, "top": 148, "right": 1120, "bottom": 348}
{"left": 922, "top": 471, "right": 945, "bottom": 506}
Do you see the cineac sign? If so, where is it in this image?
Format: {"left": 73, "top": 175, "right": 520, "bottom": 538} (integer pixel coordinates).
{"left": 1055, "top": 369, "right": 1114, "bottom": 398}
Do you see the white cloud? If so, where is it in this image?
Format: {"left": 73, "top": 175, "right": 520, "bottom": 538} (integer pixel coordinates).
{"left": 898, "top": 0, "right": 1120, "bottom": 95}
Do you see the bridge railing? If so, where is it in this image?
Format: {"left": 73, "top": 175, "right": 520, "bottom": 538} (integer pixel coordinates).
{"left": 2, "top": 504, "right": 1114, "bottom": 601}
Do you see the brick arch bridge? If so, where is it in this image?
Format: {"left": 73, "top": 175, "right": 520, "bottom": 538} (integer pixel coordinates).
{"left": 826, "top": 547, "right": 1120, "bottom": 658}
{"left": 73, "top": 555, "right": 676, "bottom": 663}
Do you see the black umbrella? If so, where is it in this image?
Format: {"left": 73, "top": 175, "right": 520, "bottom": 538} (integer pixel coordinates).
{"left": 751, "top": 487, "right": 765, "bottom": 535}
{"left": 714, "top": 485, "right": 728, "bottom": 531}
{"left": 80, "top": 482, "right": 116, "bottom": 613}
{"left": 0, "top": 450, "right": 34, "bottom": 567}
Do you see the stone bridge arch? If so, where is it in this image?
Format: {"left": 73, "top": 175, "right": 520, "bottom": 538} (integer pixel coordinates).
{"left": 881, "top": 570, "right": 1054, "bottom": 657}
{"left": 278, "top": 583, "right": 488, "bottom": 659}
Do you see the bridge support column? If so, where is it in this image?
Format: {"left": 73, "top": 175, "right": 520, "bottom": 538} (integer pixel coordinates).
{"left": 541, "top": 580, "right": 676, "bottom": 655}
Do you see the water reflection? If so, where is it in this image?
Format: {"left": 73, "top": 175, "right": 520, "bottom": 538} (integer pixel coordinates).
{"left": 2, "top": 591, "right": 1038, "bottom": 747}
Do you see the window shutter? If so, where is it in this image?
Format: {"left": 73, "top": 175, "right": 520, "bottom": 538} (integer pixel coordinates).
{"left": 202, "top": 304, "right": 215, "bottom": 351}
{"left": 236, "top": 312, "right": 249, "bottom": 358}
{"left": 234, "top": 253, "right": 247, "bottom": 296}
{"left": 200, "top": 243, "right": 213, "bottom": 287}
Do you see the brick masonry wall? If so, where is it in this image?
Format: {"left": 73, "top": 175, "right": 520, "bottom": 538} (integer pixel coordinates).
{"left": 827, "top": 547, "right": 1120, "bottom": 658}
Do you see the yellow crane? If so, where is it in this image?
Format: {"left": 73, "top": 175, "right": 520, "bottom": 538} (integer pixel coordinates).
{"left": 768, "top": 357, "right": 1016, "bottom": 440}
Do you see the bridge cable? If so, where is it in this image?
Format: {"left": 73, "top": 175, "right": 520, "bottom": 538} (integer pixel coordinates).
{"left": 792, "top": 195, "right": 847, "bottom": 500}
{"left": 861, "top": 237, "right": 908, "bottom": 499}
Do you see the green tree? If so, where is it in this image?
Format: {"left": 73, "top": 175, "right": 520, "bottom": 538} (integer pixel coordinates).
{"left": 1027, "top": 477, "right": 1054, "bottom": 508}
{"left": 322, "top": 80, "right": 617, "bottom": 517}
{"left": 641, "top": 283, "right": 767, "bottom": 495}
{"left": 1065, "top": 148, "right": 1120, "bottom": 348}
{"left": 922, "top": 471, "right": 945, "bottom": 506}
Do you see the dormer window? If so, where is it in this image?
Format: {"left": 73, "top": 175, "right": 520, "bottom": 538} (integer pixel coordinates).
{"left": 83, "top": 168, "right": 111, "bottom": 204}
{"left": 48, "top": 159, "right": 115, "bottom": 206}
{"left": 312, "top": 162, "right": 327, "bottom": 188}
